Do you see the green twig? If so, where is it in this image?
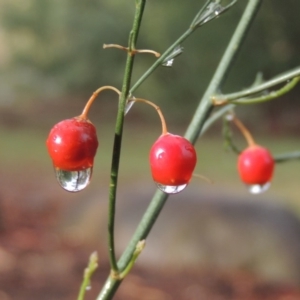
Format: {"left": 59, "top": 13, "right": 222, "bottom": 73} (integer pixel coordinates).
{"left": 216, "top": 66, "right": 300, "bottom": 102}
{"left": 118, "top": 240, "right": 145, "bottom": 279}
{"left": 274, "top": 151, "right": 300, "bottom": 163}
{"left": 129, "top": 0, "right": 234, "bottom": 94}
{"left": 107, "top": 0, "right": 146, "bottom": 276}
{"left": 77, "top": 252, "right": 98, "bottom": 300}
{"left": 229, "top": 76, "right": 300, "bottom": 104}
{"left": 185, "top": 0, "right": 262, "bottom": 143}
{"left": 201, "top": 103, "right": 235, "bottom": 136}
{"left": 222, "top": 115, "right": 241, "bottom": 154}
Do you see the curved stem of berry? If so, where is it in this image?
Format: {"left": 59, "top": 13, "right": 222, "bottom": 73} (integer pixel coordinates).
{"left": 80, "top": 86, "right": 121, "bottom": 120}
{"left": 134, "top": 49, "right": 161, "bottom": 57}
{"left": 103, "top": 43, "right": 160, "bottom": 58}
{"left": 131, "top": 97, "right": 168, "bottom": 135}
{"left": 192, "top": 173, "right": 214, "bottom": 184}
{"left": 232, "top": 115, "right": 256, "bottom": 147}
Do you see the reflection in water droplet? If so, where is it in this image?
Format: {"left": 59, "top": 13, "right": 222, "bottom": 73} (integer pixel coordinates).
{"left": 156, "top": 183, "right": 187, "bottom": 194}
{"left": 248, "top": 182, "right": 270, "bottom": 194}
{"left": 55, "top": 168, "right": 92, "bottom": 192}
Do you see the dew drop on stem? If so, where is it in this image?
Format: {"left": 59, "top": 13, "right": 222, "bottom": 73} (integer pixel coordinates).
{"left": 247, "top": 182, "right": 271, "bottom": 195}
{"left": 195, "top": 2, "right": 224, "bottom": 26}
{"left": 162, "top": 58, "right": 174, "bottom": 67}
{"left": 161, "top": 45, "right": 184, "bottom": 67}
{"left": 156, "top": 183, "right": 187, "bottom": 194}
{"left": 55, "top": 167, "right": 93, "bottom": 192}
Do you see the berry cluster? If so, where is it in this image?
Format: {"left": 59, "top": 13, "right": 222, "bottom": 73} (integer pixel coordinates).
{"left": 46, "top": 87, "right": 197, "bottom": 193}
{"left": 46, "top": 86, "right": 275, "bottom": 195}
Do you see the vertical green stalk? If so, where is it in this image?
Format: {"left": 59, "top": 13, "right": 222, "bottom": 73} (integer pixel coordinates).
{"left": 185, "top": 0, "right": 262, "bottom": 142}
{"left": 98, "top": 0, "right": 262, "bottom": 299}
{"left": 108, "top": 0, "right": 146, "bottom": 275}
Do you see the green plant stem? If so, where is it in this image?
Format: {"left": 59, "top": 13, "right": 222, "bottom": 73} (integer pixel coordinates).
{"left": 185, "top": 0, "right": 262, "bottom": 142}
{"left": 97, "top": 1, "right": 262, "bottom": 299}
{"left": 201, "top": 103, "right": 235, "bottom": 136}
{"left": 274, "top": 151, "right": 300, "bottom": 163}
{"left": 130, "top": 27, "right": 194, "bottom": 94}
{"left": 229, "top": 76, "right": 300, "bottom": 104}
{"left": 77, "top": 252, "right": 98, "bottom": 300}
{"left": 107, "top": 0, "right": 146, "bottom": 275}
{"left": 218, "top": 66, "right": 300, "bottom": 101}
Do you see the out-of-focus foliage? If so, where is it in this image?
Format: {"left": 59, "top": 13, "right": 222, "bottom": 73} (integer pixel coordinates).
{"left": 0, "top": 0, "right": 299, "bottom": 121}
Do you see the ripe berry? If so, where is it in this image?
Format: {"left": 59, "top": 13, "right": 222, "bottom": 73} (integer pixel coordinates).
{"left": 46, "top": 117, "right": 98, "bottom": 171}
{"left": 149, "top": 133, "right": 197, "bottom": 194}
{"left": 238, "top": 145, "right": 274, "bottom": 186}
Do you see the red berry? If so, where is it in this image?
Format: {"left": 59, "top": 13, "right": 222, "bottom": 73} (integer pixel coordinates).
{"left": 238, "top": 145, "right": 274, "bottom": 185}
{"left": 46, "top": 117, "right": 98, "bottom": 171}
{"left": 149, "top": 133, "right": 197, "bottom": 186}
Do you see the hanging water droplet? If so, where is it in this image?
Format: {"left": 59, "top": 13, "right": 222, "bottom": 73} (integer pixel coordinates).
{"left": 192, "top": 0, "right": 238, "bottom": 28}
{"left": 162, "top": 58, "right": 174, "bottom": 67}
{"left": 124, "top": 97, "right": 135, "bottom": 115}
{"left": 55, "top": 167, "right": 92, "bottom": 192}
{"left": 162, "top": 45, "right": 184, "bottom": 67}
{"left": 214, "top": 5, "right": 222, "bottom": 16}
{"left": 85, "top": 285, "right": 92, "bottom": 291}
{"left": 198, "top": 2, "right": 224, "bottom": 25}
{"left": 247, "top": 182, "right": 271, "bottom": 195}
{"left": 156, "top": 183, "right": 187, "bottom": 194}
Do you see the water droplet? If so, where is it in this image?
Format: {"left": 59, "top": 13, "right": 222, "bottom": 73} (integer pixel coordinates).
{"left": 124, "top": 97, "right": 135, "bottom": 115}
{"left": 55, "top": 168, "right": 92, "bottom": 192}
{"left": 162, "top": 58, "right": 174, "bottom": 67}
{"left": 86, "top": 285, "right": 92, "bottom": 291}
{"left": 194, "top": 2, "right": 225, "bottom": 26}
{"left": 162, "top": 45, "right": 184, "bottom": 67}
{"left": 156, "top": 183, "right": 187, "bottom": 194}
{"left": 247, "top": 182, "right": 271, "bottom": 194}
{"left": 225, "top": 113, "right": 234, "bottom": 121}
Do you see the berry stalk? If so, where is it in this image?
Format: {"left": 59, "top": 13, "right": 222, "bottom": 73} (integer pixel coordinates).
{"left": 131, "top": 97, "right": 168, "bottom": 135}
{"left": 80, "top": 86, "right": 121, "bottom": 120}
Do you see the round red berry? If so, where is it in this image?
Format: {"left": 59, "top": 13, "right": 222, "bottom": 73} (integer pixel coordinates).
{"left": 149, "top": 133, "right": 197, "bottom": 186}
{"left": 46, "top": 117, "right": 98, "bottom": 171}
{"left": 238, "top": 145, "right": 274, "bottom": 185}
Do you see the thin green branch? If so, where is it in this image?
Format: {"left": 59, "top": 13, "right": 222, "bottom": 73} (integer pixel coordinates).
{"left": 274, "top": 151, "right": 300, "bottom": 163}
{"left": 222, "top": 115, "right": 241, "bottom": 154}
{"left": 130, "top": 0, "right": 237, "bottom": 94}
{"left": 118, "top": 240, "right": 145, "bottom": 279}
{"left": 107, "top": 0, "right": 146, "bottom": 277}
{"left": 185, "top": 0, "right": 262, "bottom": 142}
{"left": 219, "top": 66, "right": 300, "bottom": 101}
{"left": 77, "top": 252, "right": 98, "bottom": 300}
{"left": 229, "top": 76, "right": 300, "bottom": 104}
{"left": 201, "top": 103, "right": 235, "bottom": 136}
